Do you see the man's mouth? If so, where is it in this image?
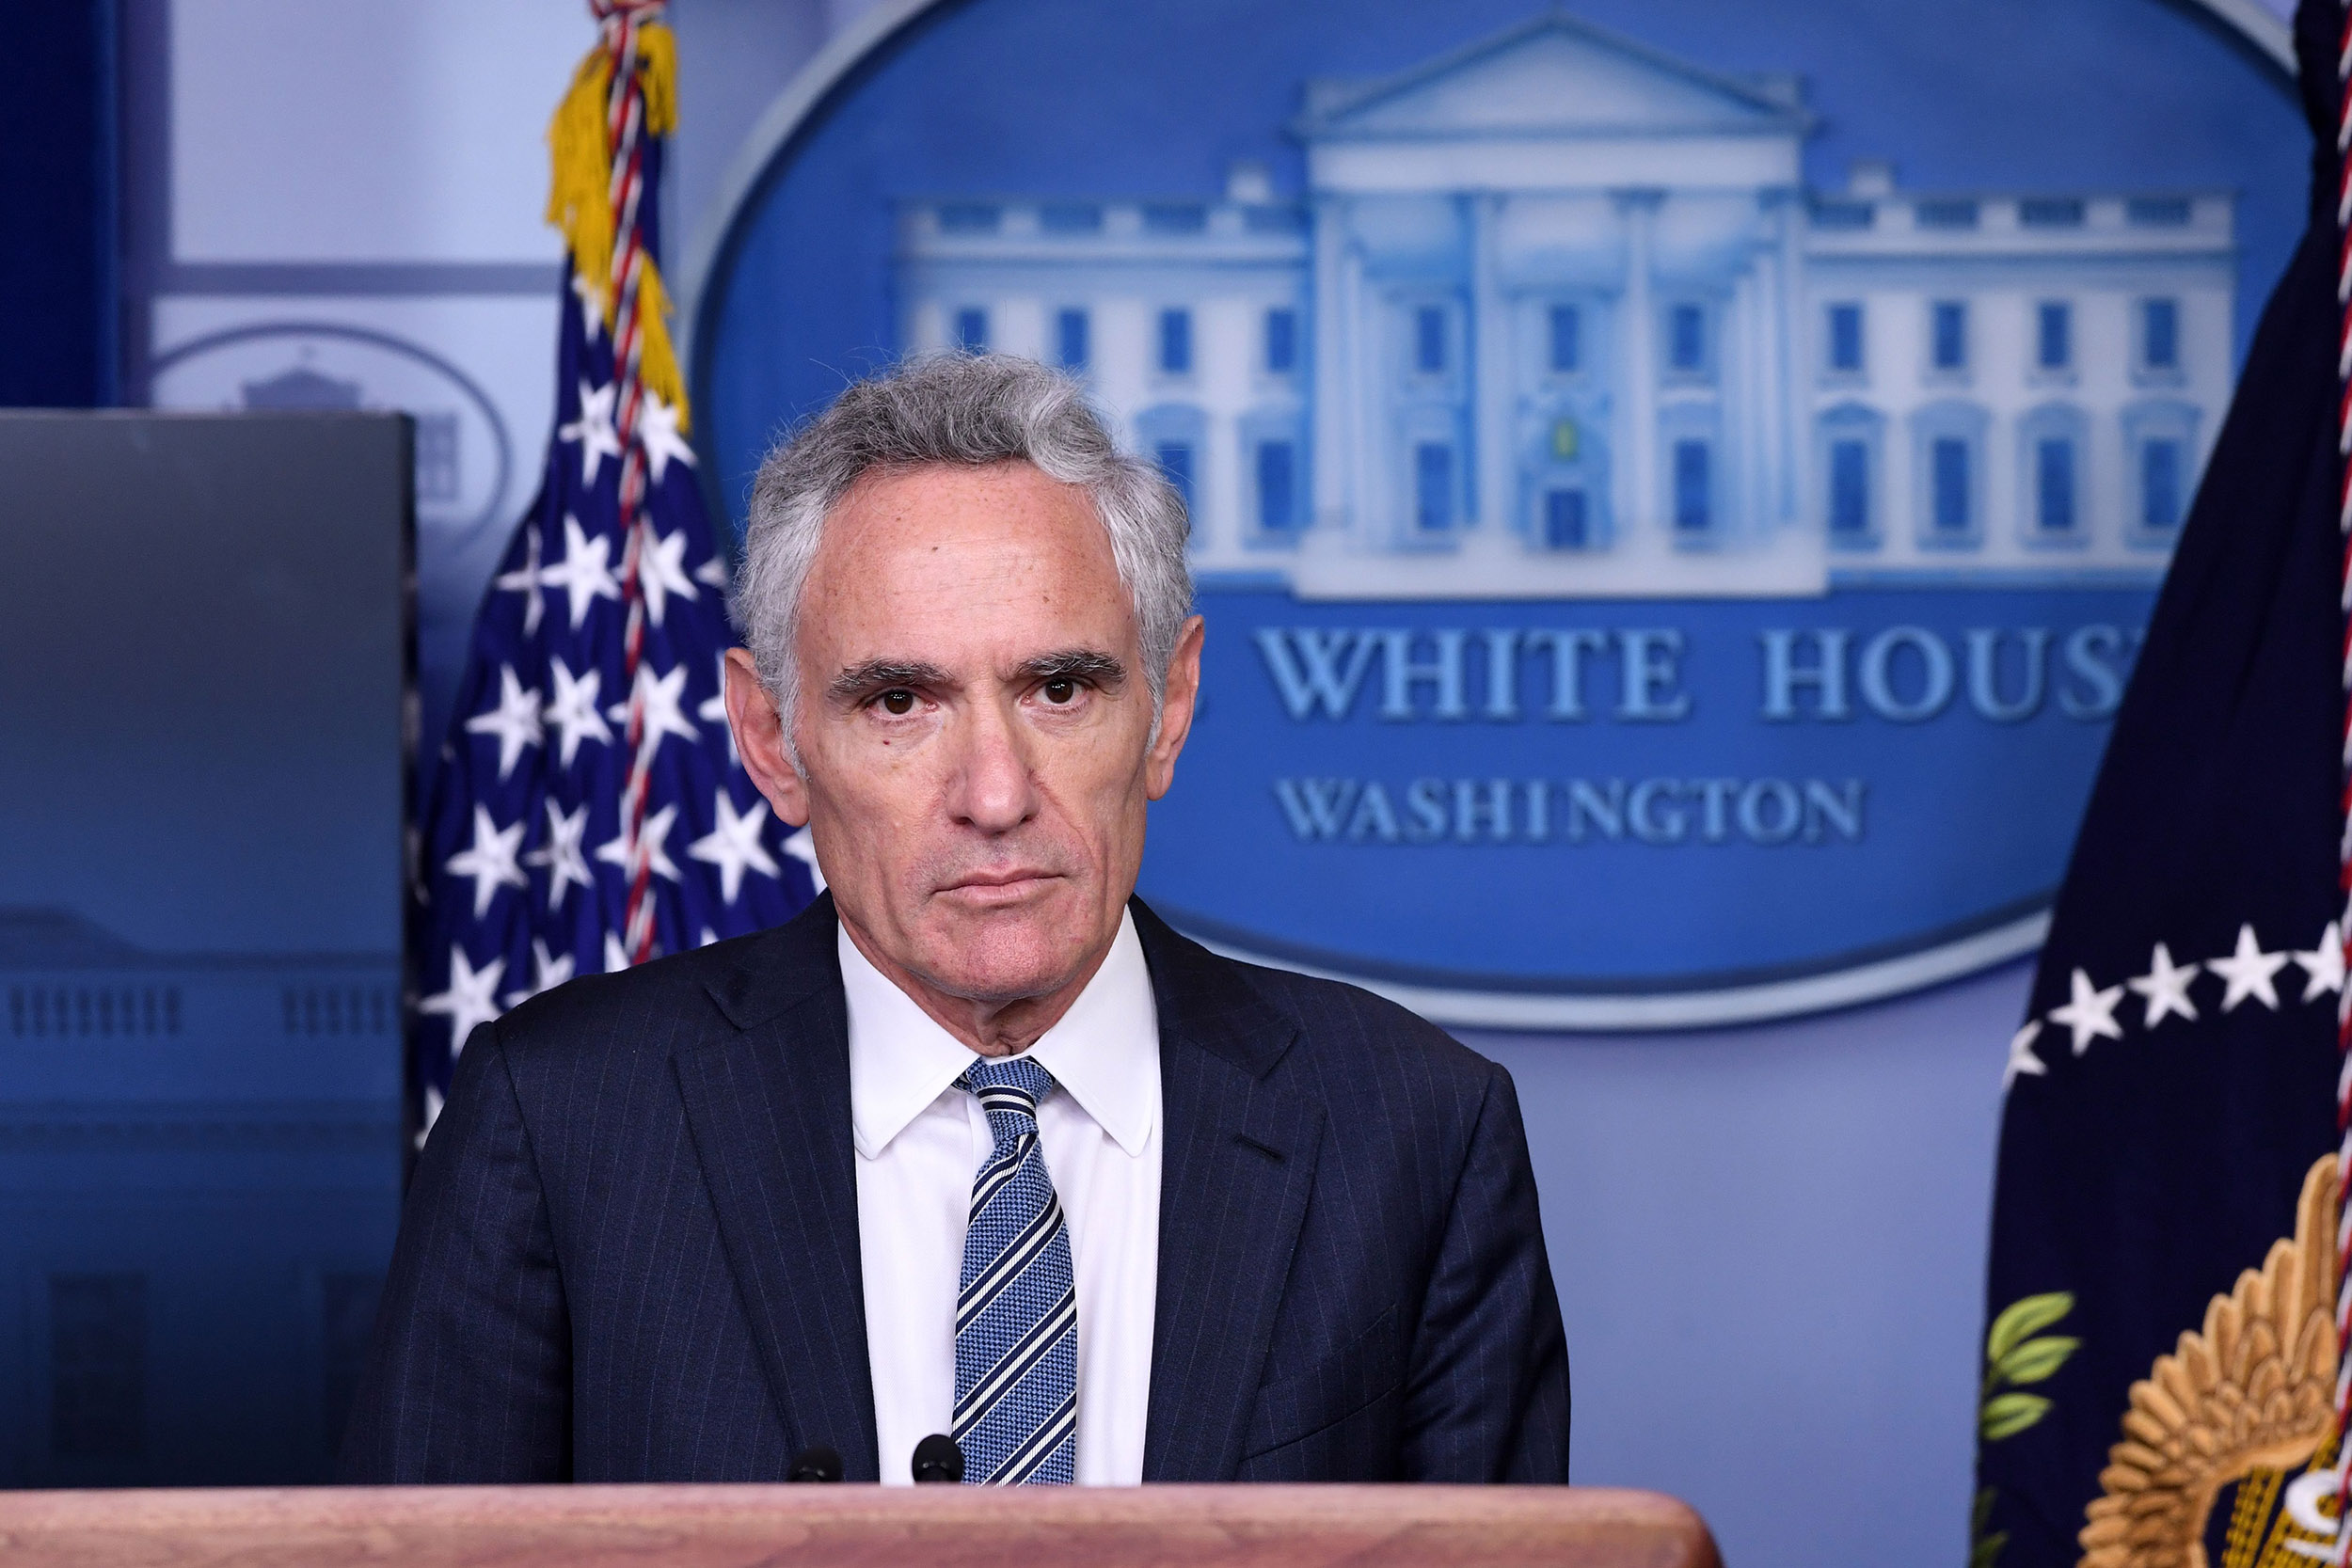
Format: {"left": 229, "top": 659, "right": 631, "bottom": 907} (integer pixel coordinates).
{"left": 937, "top": 868, "right": 1062, "bottom": 904}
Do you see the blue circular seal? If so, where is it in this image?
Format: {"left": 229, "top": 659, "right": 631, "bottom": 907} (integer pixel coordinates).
{"left": 685, "top": 0, "right": 2300, "bottom": 1026}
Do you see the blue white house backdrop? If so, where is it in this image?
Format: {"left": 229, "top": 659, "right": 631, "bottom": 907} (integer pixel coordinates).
{"left": 894, "top": 14, "right": 2229, "bottom": 600}
{"left": 691, "top": 0, "right": 2293, "bottom": 1028}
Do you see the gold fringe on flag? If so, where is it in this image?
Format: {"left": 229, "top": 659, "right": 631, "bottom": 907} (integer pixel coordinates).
{"left": 544, "top": 21, "right": 689, "bottom": 428}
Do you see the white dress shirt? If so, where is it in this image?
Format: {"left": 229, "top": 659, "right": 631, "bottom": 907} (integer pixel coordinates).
{"left": 842, "top": 911, "right": 1162, "bottom": 1485}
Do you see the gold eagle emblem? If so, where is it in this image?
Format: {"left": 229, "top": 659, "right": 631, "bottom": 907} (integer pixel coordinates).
{"left": 2079, "top": 1153, "right": 2342, "bottom": 1568}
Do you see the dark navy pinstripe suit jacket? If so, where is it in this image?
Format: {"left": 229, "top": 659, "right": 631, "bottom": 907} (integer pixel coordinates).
{"left": 341, "top": 896, "right": 1570, "bottom": 1483}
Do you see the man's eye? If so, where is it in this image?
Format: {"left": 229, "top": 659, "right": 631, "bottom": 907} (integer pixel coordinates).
{"left": 1041, "top": 678, "right": 1077, "bottom": 705}
{"left": 877, "top": 689, "right": 915, "bottom": 716}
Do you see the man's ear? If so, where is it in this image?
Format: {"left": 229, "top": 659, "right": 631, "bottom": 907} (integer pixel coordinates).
{"left": 724, "top": 648, "right": 810, "bottom": 826}
{"left": 1144, "top": 614, "right": 1206, "bottom": 801}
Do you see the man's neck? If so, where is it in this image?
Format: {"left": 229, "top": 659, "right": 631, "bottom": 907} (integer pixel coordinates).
{"left": 837, "top": 911, "right": 1118, "bottom": 1058}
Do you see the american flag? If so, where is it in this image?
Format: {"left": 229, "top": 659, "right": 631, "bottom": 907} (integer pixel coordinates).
{"left": 410, "top": 0, "right": 816, "bottom": 1132}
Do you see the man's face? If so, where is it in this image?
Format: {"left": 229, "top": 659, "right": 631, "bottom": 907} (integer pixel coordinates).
{"left": 727, "top": 461, "right": 1201, "bottom": 1014}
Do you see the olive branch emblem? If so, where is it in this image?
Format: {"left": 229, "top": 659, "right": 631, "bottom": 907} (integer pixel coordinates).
{"left": 1972, "top": 1291, "right": 2081, "bottom": 1568}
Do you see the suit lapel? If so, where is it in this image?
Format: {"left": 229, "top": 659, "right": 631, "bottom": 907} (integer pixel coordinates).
{"left": 670, "top": 895, "right": 882, "bottom": 1481}
{"left": 1133, "top": 903, "right": 1325, "bottom": 1481}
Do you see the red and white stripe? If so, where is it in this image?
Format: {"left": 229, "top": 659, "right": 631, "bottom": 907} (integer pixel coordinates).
{"left": 591, "top": 0, "right": 668, "bottom": 966}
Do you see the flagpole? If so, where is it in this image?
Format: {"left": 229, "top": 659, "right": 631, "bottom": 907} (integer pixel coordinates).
{"left": 2333, "top": 2, "right": 2352, "bottom": 1554}
{"left": 592, "top": 0, "right": 667, "bottom": 965}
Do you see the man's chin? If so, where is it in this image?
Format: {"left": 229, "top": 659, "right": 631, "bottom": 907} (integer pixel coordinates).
{"left": 912, "top": 898, "right": 1101, "bottom": 1005}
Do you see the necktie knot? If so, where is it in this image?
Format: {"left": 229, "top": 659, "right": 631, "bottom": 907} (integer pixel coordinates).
{"left": 959, "top": 1056, "right": 1057, "bottom": 1147}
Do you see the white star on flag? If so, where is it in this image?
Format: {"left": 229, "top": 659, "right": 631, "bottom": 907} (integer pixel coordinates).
{"left": 444, "top": 804, "right": 528, "bottom": 919}
{"left": 2002, "top": 1021, "right": 2047, "bottom": 1092}
{"left": 464, "top": 665, "right": 544, "bottom": 782}
{"left": 698, "top": 655, "right": 737, "bottom": 764}
{"left": 2291, "top": 922, "right": 2344, "bottom": 1003}
{"left": 637, "top": 389, "right": 696, "bottom": 483}
{"left": 540, "top": 515, "right": 621, "bottom": 629}
{"left": 694, "top": 554, "right": 729, "bottom": 590}
{"left": 2124, "top": 942, "right": 2201, "bottom": 1028}
{"left": 570, "top": 268, "right": 605, "bottom": 344}
{"left": 596, "top": 802, "right": 683, "bottom": 884}
{"left": 783, "top": 824, "right": 826, "bottom": 894}
{"left": 637, "top": 527, "right": 700, "bottom": 628}
{"left": 604, "top": 931, "right": 633, "bottom": 974}
{"left": 608, "top": 661, "right": 699, "bottom": 756}
{"left": 491, "top": 523, "right": 546, "bottom": 637}
{"left": 2048, "top": 967, "right": 2124, "bottom": 1056}
{"left": 688, "top": 790, "right": 781, "bottom": 904}
{"left": 544, "top": 658, "right": 613, "bottom": 766}
{"left": 503, "top": 937, "right": 577, "bottom": 1008}
{"left": 559, "top": 377, "right": 622, "bottom": 486}
{"left": 524, "top": 799, "right": 594, "bottom": 911}
{"left": 420, "top": 945, "right": 506, "bottom": 1053}
{"left": 2208, "top": 924, "right": 2289, "bottom": 1011}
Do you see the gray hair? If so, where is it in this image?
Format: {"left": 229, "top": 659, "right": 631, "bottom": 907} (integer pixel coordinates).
{"left": 731, "top": 353, "right": 1195, "bottom": 764}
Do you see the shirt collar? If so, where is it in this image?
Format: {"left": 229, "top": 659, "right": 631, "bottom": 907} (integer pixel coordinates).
{"left": 840, "top": 909, "right": 1159, "bottom": 1161}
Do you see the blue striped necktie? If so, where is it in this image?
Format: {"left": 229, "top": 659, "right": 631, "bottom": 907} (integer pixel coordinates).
{"left": 952, "top": 1057, "right": 1078, "bottom": 1485}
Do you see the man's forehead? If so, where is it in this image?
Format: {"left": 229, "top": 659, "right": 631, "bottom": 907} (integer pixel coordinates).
{"left": 806, "top": 464, "right": 1136, "bottom": 648}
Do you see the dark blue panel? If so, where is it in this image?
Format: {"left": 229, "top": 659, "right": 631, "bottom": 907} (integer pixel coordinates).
{"left": 0, "top": 0, "right": 116, "bottom": 406}
{"left": 2, "top": 413, "right": 408, "bottom": 1483}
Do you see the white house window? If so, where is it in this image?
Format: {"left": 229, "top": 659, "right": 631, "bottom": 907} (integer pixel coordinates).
{"left": 2036, "top": 303, "right": 2072, "bottom": 372}
{"left": 1413, "top": 442, "right": 1454, "bottom": 531}
{"left": 1137, "top": 404, "right": 1205, "bottom": 538}
{"left": 1817, "top": 403, "right": 1884, "bottom": 548}
{"left": 1156, "top": 441, "right": 1195, "bottom": 524}
{"left": 1056, "top": 309, "right": 1089, "bottom": 371}
{"left": 1912, "top": 400, "right": 1988, "bottom": 545}
{"left": 1158, "top": 309, "right": 1193, "bottom": 375}
{"left": 1414, "top": 307, "right": 1447, "bottom": 375}
{"left": 1672, "top": 440, "right": 1711, "bottom": 532}
{"left": 2139, "top": 298, "right": 2181, "bottom": 373}
{"left": 954, "top": 308, "right": 988, "bottom": 352}
{"left": 1830, "top": 441, "right": 1869, "bottom": 537}
{"left": 1549, "top": 305, "right": 1581, "bottom": 374}
{"left": 2019, "top": 404, "right": 2089, "bottom": 542}
{"left": 1264, "top": 309, "right": 1297, "bottom": 373}
{"left": 1931, "top": 439, "right": 1969, "bottom": 532}
{"left": 1544, "top": 487, "right": 1591, "bottom": 549}
{"left": 1825, "top": 303, "right": 1864, "bottom": 374}
{"left": 1039, "top": 202, "right": 1101, "bottom": 234}
{"left": 2140, "top": 440, "right": 2183, "bottom": 531}
{"left": 1666, "top": 304, "right": 1707, "bottom": 375}
{"left": 2035, "top": 440, "right": 2076, "bottom": 531}
{"left": 2122, "top": 399, "right": 2199, "bottom": 542}
{"left": 1256, "top": 440, "right": 1298, "bottom": 532}
{"left": 938, "top": 202, "right": 1000, "bottom": 234}
{"left": 1930, "top": 301, "right": 1967, "bottom": 372}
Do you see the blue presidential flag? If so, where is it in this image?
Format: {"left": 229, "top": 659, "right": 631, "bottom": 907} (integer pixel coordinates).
{"left": 1971, "top": 3, "right": 2350, "bottom": 1563}
{"left": 411, "top": 1, "right": 816, "bottom": 1130}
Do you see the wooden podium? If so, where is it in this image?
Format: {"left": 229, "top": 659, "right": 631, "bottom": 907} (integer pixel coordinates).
{"left": 0, "top": 1484, "right": 1719, "bottom": 1567}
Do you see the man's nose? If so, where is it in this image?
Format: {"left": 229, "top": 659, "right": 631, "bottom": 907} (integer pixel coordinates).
{"left": 947, "top": 694, "right": 1041, "bottom": 834}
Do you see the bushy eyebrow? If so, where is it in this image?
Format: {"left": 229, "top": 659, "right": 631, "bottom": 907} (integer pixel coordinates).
{"left": 1019, "top": 649, "right": 1126, "bottom": 689}
{"left": 826, "top": 658, "right": 951, "bottom": 704}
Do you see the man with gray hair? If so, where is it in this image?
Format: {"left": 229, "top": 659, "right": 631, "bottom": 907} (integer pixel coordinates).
{"left": 344, "top": 354, "right": 1570, "bottom": 1487}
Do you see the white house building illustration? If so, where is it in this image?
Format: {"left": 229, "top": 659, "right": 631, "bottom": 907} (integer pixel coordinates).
{"left": 895, "top": 12, "right": 2234, "bottom": 598}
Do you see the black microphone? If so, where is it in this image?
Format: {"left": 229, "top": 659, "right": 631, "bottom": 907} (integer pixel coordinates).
{"left": 787, "top": 1444, "right": 842, "bottom": 1482}
{"left": 911, "top": 1433, "right": 965, "bottom": 1483}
